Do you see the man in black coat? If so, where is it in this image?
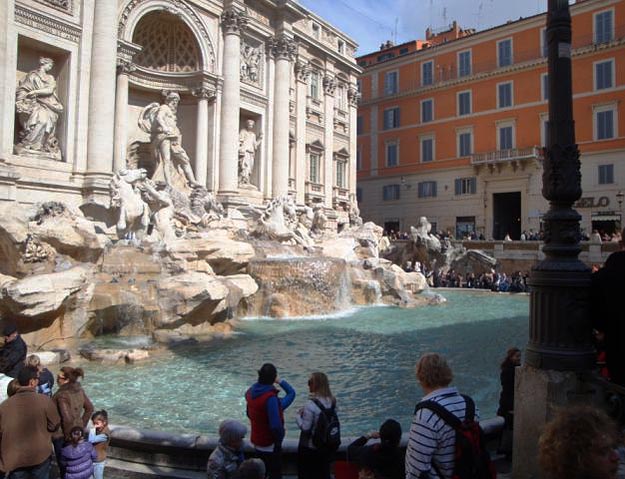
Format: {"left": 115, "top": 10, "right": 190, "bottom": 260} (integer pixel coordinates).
{"left": 0, "top": 323, "right": 27, "bottom": 378}
{"left": 591, "top": 227, "right": 625, "bottom": 385}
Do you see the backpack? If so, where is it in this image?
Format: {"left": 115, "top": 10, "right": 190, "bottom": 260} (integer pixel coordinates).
{"left": 414, "top": 394, "right": 496, "bottom": 479}
{"left": 311, "top": 398, "right": 341, "bottom": 452}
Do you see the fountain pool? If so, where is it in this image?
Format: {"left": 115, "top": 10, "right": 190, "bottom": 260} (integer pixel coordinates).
{"left": 82, "top": 290, "right": 528, "bottom": 437}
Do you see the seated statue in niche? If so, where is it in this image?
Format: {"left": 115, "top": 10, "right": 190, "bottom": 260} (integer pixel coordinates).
{"left": 138, "top": 91, "right": 199, "bottom": 191}
{"left": 238, "top": 119, "right": 262, "bottom": 186}
{"left": 14, "top": 57, "right": 64, "bottom": 160}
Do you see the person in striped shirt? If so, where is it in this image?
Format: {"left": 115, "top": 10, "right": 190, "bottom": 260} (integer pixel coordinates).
{"left": 405, "top": 353, "right": 478, "bottom": 479}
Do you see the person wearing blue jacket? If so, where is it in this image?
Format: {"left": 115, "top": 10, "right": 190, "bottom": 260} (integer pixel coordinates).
{"left": 245, "top": 363, "right": 295, "bottom": 479}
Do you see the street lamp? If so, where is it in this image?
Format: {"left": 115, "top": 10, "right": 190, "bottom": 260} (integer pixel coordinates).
{"left": 525, "top": 0, "right": 595, "bottom": 371}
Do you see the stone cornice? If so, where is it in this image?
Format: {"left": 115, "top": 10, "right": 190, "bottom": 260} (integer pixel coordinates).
{"left": 14, "top": 3, "right": 81, "bottom": 43}
{"left": 221, "top": 7, "right": 248, "bottom": 36}
{"left": 34, "top": 0, "right": 72, "bottom": 14}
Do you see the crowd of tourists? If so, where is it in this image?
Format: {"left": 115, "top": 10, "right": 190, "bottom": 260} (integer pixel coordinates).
{"left": 0, "top": 326, "right": 110, "bottom": 479}
{"left": 429, "top": 270, "right": 529, "bottom": 292}
{"left": 0, "top": 227, "right": 623, "bottom": 479}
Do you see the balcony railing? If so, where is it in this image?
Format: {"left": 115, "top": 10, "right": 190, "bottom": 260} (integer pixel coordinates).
{"left": 470, "top": 146, "right": 543, "bottom": 166}
{"left": 305, "top": 181, "right": 325, "bottom": 202}
{"left": 362, "top": 24, "right": 625, "bottom": 102}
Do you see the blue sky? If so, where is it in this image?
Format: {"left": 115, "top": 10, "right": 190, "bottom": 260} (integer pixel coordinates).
{"left": 298, "top": 0, "right": 551, "bottom": 55}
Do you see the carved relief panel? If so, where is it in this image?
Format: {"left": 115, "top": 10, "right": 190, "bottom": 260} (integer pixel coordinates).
{"left": 240, "top": 37, "right": 264, "bottom": 89}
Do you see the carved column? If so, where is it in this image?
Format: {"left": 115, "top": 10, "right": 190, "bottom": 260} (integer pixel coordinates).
{"left": 113, "top": 60, "right": 135, "bottom": 172}
{"left": 270, "top": 34, "right": 296, "bottom": 199}
{"left": 294, "top": 58, "right": 310, "bottom": 205}
{"left": 193, "top": 87, "right": 215, "bottom": 187}
{"left": 323, "top": 73, "right": 337, "bottom": 208}
{"left": 347, "top": 84, "right": 360, "bottom": 201}
{"left": 86, "top": 0, "right": 118, "bottom": 178}
{"left": 218, "top": 7, "right": 247, "bottom": 195}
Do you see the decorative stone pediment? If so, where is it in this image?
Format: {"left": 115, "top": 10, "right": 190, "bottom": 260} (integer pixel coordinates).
{"left": 333, "top": 147, "right": 349, "bottom": 160}
{"left": 306, "top": 139, "right": 324, "bottom": 154}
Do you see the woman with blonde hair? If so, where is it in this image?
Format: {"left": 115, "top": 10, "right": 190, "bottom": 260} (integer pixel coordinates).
{"left": 539, "top": 405, "right": 620, "bottom": 479}
{"left": 295, "top": 372, "right": 338, "bottom": 479}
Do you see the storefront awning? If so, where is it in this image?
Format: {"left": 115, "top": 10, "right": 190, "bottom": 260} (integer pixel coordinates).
{"left": 591, "top": 214, "right": 621, "bottom": 221}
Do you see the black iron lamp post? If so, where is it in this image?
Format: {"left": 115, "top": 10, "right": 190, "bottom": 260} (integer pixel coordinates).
{"left": 617, "top": 190, "right": 624, "bottom": 212}
{"left": 525, "top": 0, "right": 595, "bottom": 370}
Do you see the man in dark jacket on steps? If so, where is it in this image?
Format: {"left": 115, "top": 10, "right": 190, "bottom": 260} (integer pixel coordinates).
{"left": 0, "top": 323, "right": 27, "bottom": 378}
{"left": 245, "top": 363, "right": 295, "bottom": 479}
{"left": 592, "top": 227, "right": 625, "bottom": 386}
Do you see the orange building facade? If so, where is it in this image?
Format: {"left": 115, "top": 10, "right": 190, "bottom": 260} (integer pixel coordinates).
{"left": 356, "top": 0, "right": 625, "bottom": 239}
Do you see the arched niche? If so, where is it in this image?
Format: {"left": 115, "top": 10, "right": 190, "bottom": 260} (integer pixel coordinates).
{"left": 118, "top": 0, "right": 216, "bottom": 72}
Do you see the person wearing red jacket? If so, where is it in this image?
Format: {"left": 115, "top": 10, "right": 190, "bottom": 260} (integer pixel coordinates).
{"left": 245, "top": 363, "right": 295, "bottom": 479}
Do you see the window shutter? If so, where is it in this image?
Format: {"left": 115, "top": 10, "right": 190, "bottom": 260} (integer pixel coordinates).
{"left": 455, "top": 178, "right": 461, "bottom": 195}
{"left": 432, "top": 182, "right": 437, "bottom": 197}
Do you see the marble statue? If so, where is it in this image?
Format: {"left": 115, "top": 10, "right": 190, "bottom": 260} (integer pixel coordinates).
{"left": 241, "top": 44, "right": 261, "bottom": 84}
{"left": 110, "top": 168, "right": 174, "bottom": 241}
{"left": 348, "top": 194, "right": 363, "bottom": 228}
{"left": 253, "top": 195, "right": 301, "bottom": 243}
{"left": 14, "top": 57, "right": 64, "bottom": 159}
{"left": 238, "top": 119, "right": 262, "bottom": 186}
{"left": 110, "top": 168, "right": 151, "bottom": 240}
{"left": 311, "top": 204, "right": 327, "bottom": 236}
{"left": 138, "top": 92, "right": 199, "bottom": 189}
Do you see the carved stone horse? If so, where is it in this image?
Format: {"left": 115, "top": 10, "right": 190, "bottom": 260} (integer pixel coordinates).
{"left": 109, "top": 168, "right": 150, "bottom": 240}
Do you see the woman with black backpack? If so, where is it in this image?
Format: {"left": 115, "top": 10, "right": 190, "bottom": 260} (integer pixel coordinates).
{"left": 295, "top": 372, "right": 339, "bottom": 479}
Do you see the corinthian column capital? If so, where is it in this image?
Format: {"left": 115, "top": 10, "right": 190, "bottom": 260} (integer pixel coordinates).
{"left": 294, "top": 58, "right": 310, "bottom": 83}
{"left": 221, "top": 7, "right": 248, "bottom": 35}
{"left": 192, "top": 86, "right": 217, "bottom": 102}
{"left": 269, "top": 34, "right": 297, "bottom": 62}
{"left": 116, "top": 58, "right": 136, "bottom": 75}
{"left": 323, "top": 75, "right": 337, "bottom": 96}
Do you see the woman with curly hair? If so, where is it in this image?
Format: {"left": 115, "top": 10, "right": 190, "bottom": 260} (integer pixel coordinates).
{"left": 538, "top": 405, "right": 620, "bottom": 479}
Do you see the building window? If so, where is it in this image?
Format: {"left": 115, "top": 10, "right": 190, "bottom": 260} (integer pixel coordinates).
{"left": 598, "top": 164, "right": 614, "bottom": 185}
{"left": 421, "top": 99, "right": 433, "bottom": 123}
{"left": 455, "top": 177, "right": 477, "bottom": 195}
{"left": 336, "top": 160, "right": 347, "bottom": 188}
{"left": 383, "top": 184, "right": 400, "bottom": 201}
{"left": 356, "top": 187, "right": 363, "bottom": 203}
{"left": 310, "top": 71, "right": 319, "bottom": 99}
{"left": 309, "top": 153, "right": 321, "bottom": 183}
{"left": 458, "top": 90, "right": 471, "bottom": 116}
{"left": 498, "top": 124, "right": 514, "bottom": 150}
{"left": 420, "top": 136, "right": 434, "bottom": 163}
{"left": 383, "top": 107, "right": 400, "bottom": 129}
{"left": 541, "top": 73, "right": 549, "bottom": 101}
{"left": 595, "top": 10, "right": 614, "bottom": 44}
{"left": 540, "top": 114, "right": 549, "bottom": 148}
{"left": 595, "top": 60, "right": 614, "bottom": 90}
{"left": 386, "top": 141, "right": 398, "bottom": 167}
{"left": 457, "top": 130, "right": 473, "bottom": 157}
{"left": 357, "top": 116, "right": 364, "bottom": 135}
{"left": 458, "top": 50, "right": 472, "bottom": 77}
{"left": 384, "top": 71, "right": 398, "bottom": 95}
{"left": 356, "top": 147, "right": 363, "bottom": 171}
{"left": 337, "top": 40, "right": 345, "bottom": 54}
{"left": 399, "top": 47, "right": 409, "bottom": 55}
{"left": 312, "top": 23, "right": 320, "bottom": 40}
{"left": 418, "top": 181, "right": 437, "bottom": 198}
{"left": 498, "top": 82, "right": 513, "bottom": 108}
{"left": 497, "top": 38, "right": 513, "bottom": 67}
{"left": 541, "top": 28, "right": 548, "bottom": 58}
{"left": 422, "top": 60, "right": 433, "bottom": 86}
{"left": 595, "top": 105, "right": 616, "bottom": 140}
{"left": 377, "top": 52, "right": 395, "bottom": 62}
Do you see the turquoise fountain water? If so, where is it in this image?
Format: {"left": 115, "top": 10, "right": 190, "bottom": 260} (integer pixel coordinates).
{"left": 82, "top": 290, "right": 528, "bottom": 437}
